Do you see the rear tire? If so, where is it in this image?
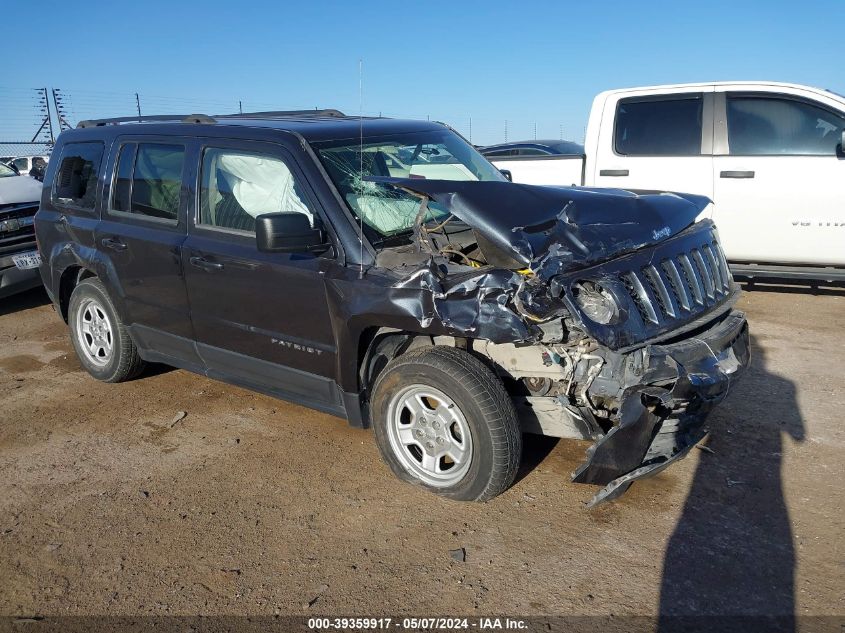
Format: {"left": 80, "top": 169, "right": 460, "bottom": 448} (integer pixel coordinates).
{"left": 68, "top": 277, "right": 145, "bottom": 383}
{"left": 371, "top": 346, "right": 521, "bottom": 501}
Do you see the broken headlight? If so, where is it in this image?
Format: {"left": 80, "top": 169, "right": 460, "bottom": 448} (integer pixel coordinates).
{"left": 572, "top": 281, "right": 621, "bottom": 325}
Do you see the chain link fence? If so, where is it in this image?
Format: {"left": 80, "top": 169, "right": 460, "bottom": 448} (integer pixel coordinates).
{"left": 0, "top": 87, "right": 56, "bottom": 166}
{"left": 0, "top": 142, "right": 53, "bottom": 161}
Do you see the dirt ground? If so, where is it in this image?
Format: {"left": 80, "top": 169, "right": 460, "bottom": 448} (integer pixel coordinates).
{"left": 0, "top": 285, "right": 842, "bottom": 624}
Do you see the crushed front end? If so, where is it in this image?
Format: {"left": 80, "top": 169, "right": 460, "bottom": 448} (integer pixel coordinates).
{"left": 362, "top": 178, "right": 750, "bottom": 504}
{"left": 572, "top": 310, "right": 748, "bottom": 505}
{"left": 547, "top": 220, "right": 750, "bottom": 505}
{"left": 471, "top": 218, "right": 750, "bottom": 505}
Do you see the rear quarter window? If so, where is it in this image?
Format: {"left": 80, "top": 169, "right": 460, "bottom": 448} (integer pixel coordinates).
{"left": 52, "top": 142, "right": 105, "bottom": 211}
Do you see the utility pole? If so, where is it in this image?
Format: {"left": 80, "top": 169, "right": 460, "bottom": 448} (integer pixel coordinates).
{"left": 51, "top": 89, "right": 72, "bottom": 131}
{"left": 135, "top": 93, "right": 142, "bottom": 121}
{"left": 44, "top": 88, "right": 55, "bottom": 143}
{"left": 469, "top": 117, "right": 472, "bottom": 144}
{"left": 239, "top": 100, "right": 243, "bottom": 114}
{"left": 504, "top": 120, "right": 508, "bottom": 143}
{"left": 31, "top": 88, "right": 55, "bottom": 144}
{"left": 533, "top": 122, "right": 537, "bottom": 140}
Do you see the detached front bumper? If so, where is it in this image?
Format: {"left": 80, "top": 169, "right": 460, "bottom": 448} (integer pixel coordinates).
{"left": 573, "top": 309, "right": 750, "bottom": 506}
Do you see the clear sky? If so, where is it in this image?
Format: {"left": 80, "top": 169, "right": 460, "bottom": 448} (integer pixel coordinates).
{"left": 2, "top": 0, "right": 843, "bottom": 146}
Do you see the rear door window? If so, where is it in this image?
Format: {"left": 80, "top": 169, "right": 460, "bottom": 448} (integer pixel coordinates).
{"left": 53, "top": 142, "right": 105, "bottom": 211}
{"left": 615, "top": 96, "right": 704, "bottom": 156}
{"left": 726, "top": 95, "right": 845, "bottom": 155}
{"left": 109, "top": 142, "right": 185, "bottom": 222}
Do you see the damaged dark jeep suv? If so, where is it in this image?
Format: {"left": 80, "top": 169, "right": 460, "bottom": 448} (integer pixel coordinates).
{"left": 35, "top": 110, "right": 749, "bottom": 505}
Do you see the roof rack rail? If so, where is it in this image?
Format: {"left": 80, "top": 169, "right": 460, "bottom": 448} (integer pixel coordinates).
{"left": 77, "top": 114, "right": 216, "bottom": 128}
{"left": 76, "top": 109, "right": 346, "bottom": 129}
{"left": 215, "top": 109, "right": 346, "bottom": 118}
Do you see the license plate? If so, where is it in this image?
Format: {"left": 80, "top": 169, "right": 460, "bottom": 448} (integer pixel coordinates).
{"left": 12, "top": 251, "right": 42, "bottom": 270}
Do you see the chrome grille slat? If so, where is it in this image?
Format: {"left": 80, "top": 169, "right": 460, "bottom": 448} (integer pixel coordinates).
{"left": 691, "top": 249, "right": 715, "bottom": 300}
{"left": 662, "top": 259, "right": 691, "bottom": 311}
{"left": 702, "top": 244, "right": 724, "bottom": 295}
{"left": 622, "top": 272, "right": 659, "bottom": 324}
{"left": 715, "top": 244, "right": 732, "bottom": 291}
{"left": 643, "top": 264, "right": 676, "bottom": 318}
{"left": 678, "top": 254, "right": 705, "bottom": 306}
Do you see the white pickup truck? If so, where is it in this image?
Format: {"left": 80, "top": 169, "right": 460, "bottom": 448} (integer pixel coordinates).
{"left": 488, "top": 82, "right": 845, "bottom": 281}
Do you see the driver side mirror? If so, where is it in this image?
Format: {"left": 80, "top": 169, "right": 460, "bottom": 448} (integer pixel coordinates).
{"left": 500, "top": 169, "right": 513, "bottom": 181}
{"left": 256, "top": 213, "right": 329, "bottom": 254}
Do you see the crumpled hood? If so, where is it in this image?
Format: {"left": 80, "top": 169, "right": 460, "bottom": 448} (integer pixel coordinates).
{"left": 375, "top": 178, "right": 711, "bottom": 273}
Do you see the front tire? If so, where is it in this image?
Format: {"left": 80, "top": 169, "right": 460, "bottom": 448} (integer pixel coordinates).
{"left": 371, "top": 346, "right": 521, "bottom": 501}
{"left": 68, "top": 277, "right": 145, "bottom": 383}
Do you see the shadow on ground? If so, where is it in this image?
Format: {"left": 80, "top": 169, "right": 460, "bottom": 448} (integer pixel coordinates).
{"left": 514, "top": 433, "right": 560, "bottom": 485}
{"left": 0, "top": 286, "right": 49, "bottom": 317}
{"left": 658, "top": 335, "right": 804, "bottom": 633}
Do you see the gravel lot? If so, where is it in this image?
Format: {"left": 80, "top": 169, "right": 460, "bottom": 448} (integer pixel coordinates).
{"left": 0, "top": 285, "right": 842, "bottom": 625}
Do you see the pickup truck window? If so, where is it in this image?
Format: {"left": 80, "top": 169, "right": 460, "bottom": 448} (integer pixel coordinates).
{"left": 52, "top": 142, "right": 104, "bottom": 211}
{"left": 312, "top": 130, "right": 505, "bottom": 238}
{"left": 727, "top": 95, "right": 845, "bottom": 156}
{"left": 199, "top": 148, "right": 313, "bottom": 234}
{"left": 614, "top": 96, "right": 703, "bottom": 156}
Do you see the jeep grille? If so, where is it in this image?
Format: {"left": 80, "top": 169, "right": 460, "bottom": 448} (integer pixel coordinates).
{"left": 621, "top": 240, "right": 732, "bottom": 326}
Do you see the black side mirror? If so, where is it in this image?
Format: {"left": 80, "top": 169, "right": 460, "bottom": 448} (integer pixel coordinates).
{"left": 500, "top": 169, "right": 513, "bottom": 182}
{"left": 256, "top": 213, "right": 328, "bottom": 253}
{"left": 839, "top": 130, "right": 845, "bottom": 157}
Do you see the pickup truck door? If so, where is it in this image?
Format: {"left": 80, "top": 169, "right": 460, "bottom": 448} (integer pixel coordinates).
{"left": 182, "top": 139, "right": 344, "bottom": 415}
{"left": 591, "top": 88, "right": 715, "bottom": 200}
{"left": 711, "top": 91, "right": 845, "bottom": 266}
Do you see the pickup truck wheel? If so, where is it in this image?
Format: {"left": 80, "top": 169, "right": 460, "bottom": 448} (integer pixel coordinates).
{"left": 68, "top": 278, "right": 145, "bottom": 383}
{"left": 371, "top": 346, "right": 521, "bottom": 501}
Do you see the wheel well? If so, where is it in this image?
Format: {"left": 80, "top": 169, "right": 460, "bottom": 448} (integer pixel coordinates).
{"left": 58, "top": 266, "right": 96, "bottom": 322}
{"left": 357, "top": 329, "right": 435, "bottom": 396}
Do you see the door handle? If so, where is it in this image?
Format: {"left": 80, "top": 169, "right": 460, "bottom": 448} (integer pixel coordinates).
{"left": 599, "top": 169, "right": 629, "bottom": 177}
{"left": 190, "top": 256, "right": 224, "bottom": 272}
{"left": 101, "top": 237, "right": 127, "bottom": 251}
{"left": 720, "top": 170, "right": 755, "bottom": 179}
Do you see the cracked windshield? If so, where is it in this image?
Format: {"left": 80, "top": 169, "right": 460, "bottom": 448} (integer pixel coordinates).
{"left": 312, "top": 130, "right": 504, "bottom": 239}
